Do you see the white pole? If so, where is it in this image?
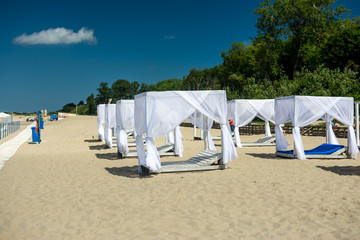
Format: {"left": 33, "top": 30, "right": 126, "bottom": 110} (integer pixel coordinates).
{"left": 356, "top": 102, "right": 359, "bottom": 146}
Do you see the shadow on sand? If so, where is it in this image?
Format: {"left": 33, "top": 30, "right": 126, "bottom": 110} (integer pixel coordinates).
{"left": 246, "top": 153, "right": 288, "bottom": 160}
{"left": 89, "top": 145, "right": 108, "bottom": 150}
{"left": 316, "top": 166, "right": 360, "bottom": 176}
{"left": 84, "top": 139, "right": 101, "bottom": 143}
{"left": 105, "top": 166, "right": 152, "bottom": 178}
{"left": 96, "top": 152, "right": 119, "bottom": 160}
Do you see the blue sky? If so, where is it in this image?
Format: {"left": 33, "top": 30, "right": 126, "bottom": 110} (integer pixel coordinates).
{"left": 1, "top": 0, "right": 359, "bottom": 113}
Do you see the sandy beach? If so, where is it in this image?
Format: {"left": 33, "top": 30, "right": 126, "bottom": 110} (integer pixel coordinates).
{"left": 0, "top": 115, "right": 359, "bottom": 239}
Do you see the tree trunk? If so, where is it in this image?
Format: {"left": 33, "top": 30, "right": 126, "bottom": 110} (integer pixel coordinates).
{"left": 292, "top": 39, "right": 303, "bottom": 79}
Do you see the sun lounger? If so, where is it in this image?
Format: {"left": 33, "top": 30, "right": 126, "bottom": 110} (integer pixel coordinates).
{"left": 118, "top": 142, "right": 176, "bottom": 159}
{"left": 241, "top": 136, "right": 276, "bottom": 147}
{"left": 212, "top": 132, "right": 234, "bottom": 140}
{"left": 113, "top": 138, "right": 145, "bottom": 147}
{"left": 141, "top": 149, "right": 226, "bottom": 173}
{"left": 276, "top": 143, "right": 349, "bottom": 159}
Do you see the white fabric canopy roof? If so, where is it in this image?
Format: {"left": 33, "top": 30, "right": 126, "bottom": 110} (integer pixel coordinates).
{"left": 104, "top": 104, "right": 116, "bottom": 148}
{"left": 134, "top": 90, "right": 238, "bottom": 173}
{"left": 97, "top": 104, "right": 105, "bottom": 142}
{"left": 275, "top": 95, "right": 358, "bottom": 159}
{"left": 0, "top": 112, "right": 12, "bottom": 123}
{"left": 227, "top": 99, "right": 275, "bottom": 147}
{"left": 116, "top": 100, "right": 134, "bottom": 154}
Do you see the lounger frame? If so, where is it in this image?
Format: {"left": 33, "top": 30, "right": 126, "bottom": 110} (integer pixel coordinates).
{"left": 241, "top": 136, "right": 276, "bottom": 147}
{"left": 118, "top": 142, "right": 176, "bottom": 159}
{"left": 276, "top": 147, "right": 350, "bottom": 159}
{"left": 141, "top": 150, "right": 226, "bottom": 173}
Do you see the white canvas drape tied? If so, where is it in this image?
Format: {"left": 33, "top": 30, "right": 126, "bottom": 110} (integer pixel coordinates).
{"left": 97, "top": 104, "right": 105, "bottom": 142}
{"left": 292, "top": 126, "right": 306, "bottom": 159}
{"left": 234, "top": 126, "right": 242, "bottom": 147}
{"left": 136, "top": 135, "right": 146, "bottom": 172}
{"left": 221, "top": 124, "right": 238, "bottom": 164}
{"left": 174, "top": 126, "right": 183, "bottom": 157}
{"left": 325, "top": 121, "right": 339, "bottom": 145}
{"left": 167, "top": 131, "right": 174, "bottom": 144}
{"left": 145, "top": 137, "right": 161, "bottom": 173}
{"left": 347, "top": 126, "right": 358, "bottom": 158}
{"left": 275, "top": 124, "right": 289, "bottom": 151}
{"left": 105, "top": 104, "right": 116, "bottom": 148}
{"left": 265, "top": 120, "right": 271, "bottom": 137}
{"left": 117, "top": 129, "right": 129, "bottom": 154}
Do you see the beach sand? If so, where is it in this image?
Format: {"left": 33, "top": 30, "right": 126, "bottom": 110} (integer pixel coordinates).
{"left": 0, "top": 116, "right": 359, "bottom": 239}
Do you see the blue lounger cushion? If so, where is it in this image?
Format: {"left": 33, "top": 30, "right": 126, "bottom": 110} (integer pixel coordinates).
{"left": 278, "top": 143, "right": 345, "bottom": 155}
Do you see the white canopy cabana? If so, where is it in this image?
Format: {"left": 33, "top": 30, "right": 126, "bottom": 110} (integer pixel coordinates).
{"left": 0, "top": 112, "right": 12, "bottom": 123}
{"left": 227, "top": 99, "right": 275, "bottom": 147}
{"left": 104, "top": 104, "right": 116, "bottom": 148}
{"left": 116, "top": 100, "right": 135, "bottom": 155}
{"left": 134, "top": 90, "right": 238, "bottom": 173}
{"left": 275, "top": 95, "right": 358, "bottom": 160}
{"left": 97, "top": 104, "right": 105, "bottom": 142}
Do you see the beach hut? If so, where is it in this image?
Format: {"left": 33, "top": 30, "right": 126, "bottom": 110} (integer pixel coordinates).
{"left": 0, "top": 112, "right": 12, "bottom": 123}
{"left": 104, "top": 104, "right": 116, "bottom": 148}
{"left": 275, "top": 96, "right": 359, "bottom": 159}
{"left": 97, "top": 104, "right": 105, "bottom": 142}
{"left": 115, "top": 99, "right": 177, "bottom": 159}
{"left": 116, "top": 100, "right": 136, "bottom": 157}
{"left": 227, "top": 99, "right": 276, "bottom": 147}
{"left": 134, "top": 90, "right": 238, "bottom": 173}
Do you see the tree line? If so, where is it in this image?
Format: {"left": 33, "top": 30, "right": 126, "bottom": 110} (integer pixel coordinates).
{"left": 63, "top": 0, "right": 360, "bottom": 115}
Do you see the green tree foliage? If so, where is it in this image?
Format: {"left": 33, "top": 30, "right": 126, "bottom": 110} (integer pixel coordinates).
{"left": 96, "top": 82, "right": 112, "bottom": 104}
{"left": 182, "top": 68, "right": 220, "bottom": 90}
{"left": 87, "top": 94, "right": 96, "bottom": 115}
{"left": 61, "top": 103, "right": 76, "bottom": 113}
{"left": 111, "top": 79, "right": 141, "bottom": 100}
{"left": 151, "top": 78, "right": 182, "bottom": 91}
{"left": 112, "top": 79, "right": 131, "bottom": 100}
{"left": 322, "top": 20, "right": 360, "bottom": 71}
{"left": 254, "top": 0, "right": 348, "bottom": 78}
{"left": 242, "top": 66, "right": 360, "bottom": 99}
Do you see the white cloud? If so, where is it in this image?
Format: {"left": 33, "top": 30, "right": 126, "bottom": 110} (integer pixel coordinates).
{"left": 13, "top": 27, "right": 97, "bottom": 45}
{"left": 164, "top": 35, "right": 175, "bottom": 40}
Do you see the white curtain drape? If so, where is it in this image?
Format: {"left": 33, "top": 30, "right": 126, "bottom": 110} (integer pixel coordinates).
{"left": 105, "top": 104, "right": 116, "bottom": 148}
{"left": 116, "top": 100, "right": 135, "bottom": 154}
{"left": 322, "top": 114, "right": 339, "bottom": 145}
{"left": 187, "top": 110, "right": 216, "bottom": 150}
{"left": 97, "top": 104, "right": 105, "bottom": 142}
{"left": 227, "top": 99, "right": 275, "bottom": 147}
{"left": 135, "top": 90, "right": 238, "bottom": 173}
{"left": 275, "top": 96, "right": 358, "bottom": 159}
